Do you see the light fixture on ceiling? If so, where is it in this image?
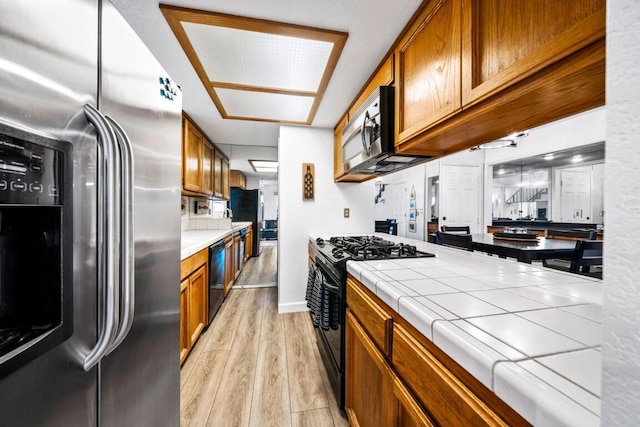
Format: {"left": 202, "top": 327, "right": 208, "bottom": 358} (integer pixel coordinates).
{"left": 497, "top": 168, "right": 506, "bottom": 175}
{"left": 571, "top": 154, "right": 583, "bottom": 163}
{"left": 543, "top": 154, "right": 555, "bottom": 160}
{"left": 249, "top": 160, "right": 278, "bottom": 174}
{"left": 470, "top": 130, "right": 529, "bottom": 151}
{"left": 160, "top": 5, "right": 348, "bottom": 125}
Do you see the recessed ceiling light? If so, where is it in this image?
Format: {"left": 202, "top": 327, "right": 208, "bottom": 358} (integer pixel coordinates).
{"left": 479, "top": 139, "right": 518, "bottom": 149}
{"left": 249, "top": 159, "right": 278, "bottom": 173}
{"left": 571, "top": 155, "right": 583, "bottom": 163}
{"left": 497, "top": 168, "right": 506, "bottom": 175}
{"left": 543, "top": 154, "right": 555, "bottom": 160}
{"left": 470, "top": 130, "right": 528, "bottom": 151}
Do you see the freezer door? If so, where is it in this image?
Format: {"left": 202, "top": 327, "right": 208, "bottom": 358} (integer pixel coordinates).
{"left": 0, "top": 1, "right": 99, "bottom": 426}
{"left": 99, "top": 1, "right": 181, "bottom": 426}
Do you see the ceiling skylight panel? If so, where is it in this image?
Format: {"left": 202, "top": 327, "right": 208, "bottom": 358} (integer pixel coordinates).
{"left": 183, "top": 22, "right": 333, "bottom": 92}
{"left": 216, "top": 89, "right": 314, "bottom": 122}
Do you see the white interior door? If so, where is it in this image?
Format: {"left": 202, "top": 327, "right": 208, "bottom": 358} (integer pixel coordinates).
{"left": 440, "top": 165, "right": 481, "bottom": 233}
{"left": 392, "top": 183, "right": 407, "bottom": 237}
{"left": 560, "top": 170, "right": 592, "bottom": 222}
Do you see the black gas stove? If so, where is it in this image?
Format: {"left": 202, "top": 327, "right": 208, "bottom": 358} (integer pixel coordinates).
{"left": 315, "top": 235, "right": 435, "bottom": 264}
{"left": 308, "top": 235, "right": 434, "bottom": 410}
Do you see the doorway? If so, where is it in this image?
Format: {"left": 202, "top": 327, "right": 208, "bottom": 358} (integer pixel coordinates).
{"left": 439, "top": 165, "right": 481, "bottom": 233}
{"left": 560, "top": 170, "right": 592, "bottom": 223}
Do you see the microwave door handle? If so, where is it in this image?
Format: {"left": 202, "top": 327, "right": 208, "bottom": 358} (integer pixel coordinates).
{"left": 104, "top": 116, "right": 135, "bottom": 355}
{"left": 361, "top": 111, "right": 372, "bottom": 155}
{"left": 82, "top": 104, "right": 121, "bottom": 371}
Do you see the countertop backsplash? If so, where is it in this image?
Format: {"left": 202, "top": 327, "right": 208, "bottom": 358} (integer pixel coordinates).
{"left": 181, "top": 196, "right": 231, "bottom": 231}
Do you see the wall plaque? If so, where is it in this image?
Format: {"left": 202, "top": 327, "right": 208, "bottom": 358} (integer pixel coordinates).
{"left": 303, "top": 163, "right": 314, "bottom": 201}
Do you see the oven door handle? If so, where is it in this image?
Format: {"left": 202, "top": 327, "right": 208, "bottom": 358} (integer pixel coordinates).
{"left": 323, "top": 281, "right": 340, "bottom": 295}
{"left": 104, "top": 116, "right": 135, "bottom": 355}
{"left": 82, "top": 104, "right": 120, "bottom": 371}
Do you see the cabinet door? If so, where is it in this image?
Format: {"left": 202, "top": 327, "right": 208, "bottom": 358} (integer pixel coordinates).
{"left": 202, "top": 141, "right": 214, "bottom": 195}
{"left": 394, "top": 376, "right": 436, "bottom": 427}
{"left": 345, "top": 310, "right": 395, "bottom": 427}
{"left": 221, "top": 158, "right": 230, "bottom": 200}
{"left": 213, "top": 150, "right": 223, "bottom": 198}
{"left": 393, "top": 324, "right": 507, "bottom": 426}
{"left": 224, "top": 237, "right": 234, "bottom": 296}
{"left": 461, "top": 0, "right": 605, "bottom": 107}
{"left": 187, "top": 264, "right": 207, "bottom": 345}
{"left": 395, "top": 0, "right": 461, "bottom": 147}
{"left": 180, "top": 278, "right": 189, "bottom": 365}
{"left": 245, "top": 227, "right": 253, "bottom": 261}
{"left": 234, "top": 234, "right": 241, "bottom": 277}
{"left": 183, "top": 119, "right": 203, "bottom": 193}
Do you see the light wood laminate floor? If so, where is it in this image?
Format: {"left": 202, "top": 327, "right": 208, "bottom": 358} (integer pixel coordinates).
{"left": 180, "top": 244, "right": 349, "bottom": 427}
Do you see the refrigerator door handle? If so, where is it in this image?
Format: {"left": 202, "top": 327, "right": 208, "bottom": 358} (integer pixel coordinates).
{"left": 104, "top": 116, "right": 135, "bottom": 355}
{"left": 82, "top": 104, "right": 121, "bottom": 371}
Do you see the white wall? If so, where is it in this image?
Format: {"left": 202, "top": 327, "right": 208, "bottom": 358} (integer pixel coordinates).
{"left": 278, "top": 126, "right": 374, "bottom": 313}
{"left": 601, "top": 1, "right": 640, "bottom": 425}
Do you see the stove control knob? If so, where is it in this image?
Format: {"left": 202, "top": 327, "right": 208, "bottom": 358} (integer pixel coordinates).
{"left": 315, "top": 237, "right": 325, "bottom": 247}
{"left": 332, "top": 248, "right": 344, "bottom": 257}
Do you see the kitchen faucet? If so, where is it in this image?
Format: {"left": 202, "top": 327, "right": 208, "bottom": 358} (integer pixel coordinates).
{"left": 225, "top": 208, "right": 233, "bottom": 219}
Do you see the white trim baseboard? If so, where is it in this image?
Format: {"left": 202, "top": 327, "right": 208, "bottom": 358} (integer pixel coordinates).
{"left": 278, "top": 301, "right": 308, "bottom": 314}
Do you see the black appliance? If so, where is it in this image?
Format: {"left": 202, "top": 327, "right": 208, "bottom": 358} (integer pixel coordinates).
{"left": 0, "top": 123, "right": 73, "bottom": 378}
{"left": 341, "top": 86, "right": 432, "bottom": 176}
{"left": 230, "top": 188, "right": 262, "bottom": 257}
{"left": 307, "top": 235, "right": 435, "bottom": 409}
{"left": 207, "top": 240, "right": 226, "bottom": 324}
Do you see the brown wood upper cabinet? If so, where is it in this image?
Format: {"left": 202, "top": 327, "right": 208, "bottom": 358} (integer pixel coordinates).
{"left": 230, "top": 169, "right": 246, "bottom": 189}
{"left": 221, "top": 157, "right": 230, "bottom": 200}
{"left": 202, "top": 139, "right": 214, "bottom": 196}
{"left": 393, "top": 0, "right": 605, "bottom": 156}
{"left": 182, "top": 113, "right": 231, "bottom": 199}
{"left": 182, "top": 115, "right": 205, "bottom": 193}
{"left": 213, "top": 149, "right": 223, "bottom": 198}
{"left": 395, "top": 0, "right": 462, "bottom": 149}
{"left": 327, "top": 0, "right": 605, "bottom": 165}
{"left": 461, "top": 0, "right": 605, "bottom": 107}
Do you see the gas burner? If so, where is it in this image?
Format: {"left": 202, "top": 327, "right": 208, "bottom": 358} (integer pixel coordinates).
{"left": 324, "top": 235, "right": 435, "bottom": 260}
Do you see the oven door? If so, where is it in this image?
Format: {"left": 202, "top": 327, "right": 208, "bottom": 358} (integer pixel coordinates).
{"left": 310, "top": 258, "right": 345, "bottom": 408}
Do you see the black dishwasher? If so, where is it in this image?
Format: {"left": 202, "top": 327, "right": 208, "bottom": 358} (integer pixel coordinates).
{"left": 207, "top": 240, "right": 225, "bottom": 324}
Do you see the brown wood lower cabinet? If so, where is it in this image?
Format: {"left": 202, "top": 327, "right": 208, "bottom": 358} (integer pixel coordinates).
{"left": 345, "top": 310, "right": 397, "bottom": 427}
{"left": 346, "top": 310, "right": 434, "bottom": 427}
{"left": 393, "top": 324, "right": 507, "bottom": 426}
{"left": 346, "top": 275, "right": 529, "bottom": 427}
{"left": 180, "top": 249, "right": 208, "bottom": 365}
{"left": 245, "top": 225, "right": 253, "bottom": 261}
{"left": 179, "top": 278, "right": 189, "bottom": 363}
{"left": 224, "top": 235, "right": 234, "bottom": 296}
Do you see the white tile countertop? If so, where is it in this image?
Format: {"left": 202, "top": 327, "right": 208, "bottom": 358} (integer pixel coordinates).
{"left": 313, "top": 233, "right": 602, "bottom": 426}
{"left": 181, "top": 221, "right": 252, "bottom": 260}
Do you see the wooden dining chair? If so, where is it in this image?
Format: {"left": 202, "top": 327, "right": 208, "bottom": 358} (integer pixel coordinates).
{"left": 435, "top": 231, "right": 473, "bottom": 251}
{"left": 440, "top": 225, "right": 471, "bottom": 234}
{"left": 544, "top": 240, "right": 603, "bottom": 279}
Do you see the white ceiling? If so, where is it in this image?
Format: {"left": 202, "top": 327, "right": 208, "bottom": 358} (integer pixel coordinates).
{"left": 110, "top": 0, "right": 423, "bottom": 155}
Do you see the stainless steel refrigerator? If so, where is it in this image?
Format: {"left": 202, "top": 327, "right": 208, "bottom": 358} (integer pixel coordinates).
{"left": 0, "top": 1, "right": 181, "bottom": 425}
{"left": 230, "top": 188, "right": 263, "bottom": 257}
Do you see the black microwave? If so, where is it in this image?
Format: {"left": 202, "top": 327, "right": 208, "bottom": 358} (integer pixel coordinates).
{"left": 341, "top": 86, "right": 431, "bottom": 175}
